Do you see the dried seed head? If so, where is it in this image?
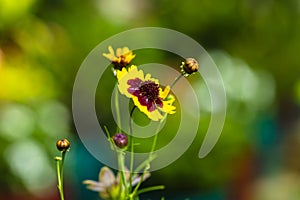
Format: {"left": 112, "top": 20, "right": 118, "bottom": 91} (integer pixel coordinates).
{"left": 181, "top": 58, "right": 199, "bottom": 76}
{"left": 56, "top": 139, "right": 70, "bottom": 152}
{"left": 113, "top": 133, "right": 128, "bottom": 148}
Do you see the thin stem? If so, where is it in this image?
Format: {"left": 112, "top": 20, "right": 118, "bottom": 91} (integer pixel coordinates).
{"left": 170, "top": 74, "right": 184, "bottom": 90}
{"left": 129, "top": 106, "right": 137, "bottom": 129}
{"left": 115, "top": 87, "right": 122, "bottom": 132}
{"left": 61, "top": 151, "right": 66, "bottom": 183}
{"left": 134, "top": 155, "right": 157, "bottom": 174}
{"left": 56, "top": 159, "right": 64, "bottom": 200}
{"left": 129, "top": 105, "right": 136, "bottom": 192}
{"left": 136, "top": 185, "right": 165, "bottom": 196}
{"left": 132, "top": 114, "right": 166, "bottom": 196}
{"left": 56, "top": 151, "right": 66, "bottom": 200}
{"left": 117, "top": 151, "right": 128, "bottom": 198}
{"left": 104, "top": 126, "right": 115, "bottom": 151}
{"left": 150, "top": 121, "right": 162, "bottom": 153}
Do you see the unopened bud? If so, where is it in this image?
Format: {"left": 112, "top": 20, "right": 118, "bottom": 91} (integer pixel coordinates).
{"left": 181, "top": 58, "right": 199, "bottom": 76}
{"left": 56, "top": 139, "right": 70, "bottom": 152}
{"left": 113, "top": 133, "right": 128, "bottom": 148}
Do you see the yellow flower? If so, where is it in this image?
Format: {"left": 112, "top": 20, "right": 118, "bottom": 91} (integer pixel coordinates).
{"left": 117, "top": 65, "right": 176, "bottom": 121}
{"left": 103, "top": 46, "right": 136, "bottom": 70}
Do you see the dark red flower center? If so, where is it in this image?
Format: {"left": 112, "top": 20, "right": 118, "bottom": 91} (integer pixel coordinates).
{"left": 127, "top": 78, "right": 163, "bottom": 112}
{"left": 139, "top": 81, "right": 159, "bottom": 101}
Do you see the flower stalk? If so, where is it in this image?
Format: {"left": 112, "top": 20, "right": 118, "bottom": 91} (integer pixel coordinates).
{"left": 129, "top": 105, "right": 136, "bottom": 193}
{"left": 117, "top": 150, "right": 128, "bottom": 197}
{"left": 56, "top": 152, "right": 65, "bottom": 200}
{"left": 55, "top": 139, "right": 70, "bottom": 200}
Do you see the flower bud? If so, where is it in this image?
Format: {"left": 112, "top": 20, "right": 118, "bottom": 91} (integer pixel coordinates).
{"left": 56, "top": 139, "right": 70, "bottom": 152}
{"left": 113, "top": 133, "right": 128, "bottom": 148}
{"left": 181, "top": 58, "right": 199, "bottom": 76}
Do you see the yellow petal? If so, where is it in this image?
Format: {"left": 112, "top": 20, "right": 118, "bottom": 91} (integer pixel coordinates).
{"left": 125, "top": 53, "right": 135, "bottom": 63}
{"left": 160, "top": 86, "right": 170, "bottom": 99}
{"left": 145, "top": 73, "right": 159, "bottom": 84}
{"left": 102, "top": 53, "right": 115, "bottom": 61}
{"left": 122, "top": 47, "right": 130, "bottom": 54}
{"left": 116, "top": 48, "right": 122, "bottom": 57}
{"left": 116, "top": 68, "right": 131, "bottom": 97}
{"left": 103, "top": 46, "right": 117, "bottom": 61}
{"left": 132, "top": 96, "right": 163, "bottom": 121}
{"left": 148, "top": 109, "right": 164, "bottom": 121}
{"left": 117, "top": 65, "right": 144, "bottom": 97}
{"left": 108, "top": 46, "right": 115, "bottom": 55}
{"left": 116, "top": 67, "right": 128, "bottom": 80}
{"left": 162, "top": 103, "right": 176, "bottom": 114}
{"left": 125, "top": 65, "right": 144, "bottom": 80}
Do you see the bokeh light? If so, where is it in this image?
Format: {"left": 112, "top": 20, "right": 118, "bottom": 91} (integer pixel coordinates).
{"left": 0, "top": 104, "right": 35, "bottom": 140}
{"left": 4, "top": 139, "right": 55, "bottom": 195}
{"left": 0, "top": 0, "right": 299, "bottom": 199}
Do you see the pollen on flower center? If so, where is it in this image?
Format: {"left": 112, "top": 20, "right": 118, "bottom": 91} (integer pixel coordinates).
{"left": 139, "top": 81, "right": 160, "bottom": 101}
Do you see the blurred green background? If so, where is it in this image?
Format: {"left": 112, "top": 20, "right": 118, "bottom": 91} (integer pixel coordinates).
{"left": 1, "top": 0, "right": 300, "bottom": 199}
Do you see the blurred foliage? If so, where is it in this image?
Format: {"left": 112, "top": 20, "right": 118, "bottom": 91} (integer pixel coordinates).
{"left": 0, "top": 0, "right": 299, "bottom": 199}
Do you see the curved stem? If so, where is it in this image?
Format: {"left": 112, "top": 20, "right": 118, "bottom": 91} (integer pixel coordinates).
{"left": 170, "top": 74, "right": 184, "bottom": 90}
{"left": 136, "top": 185, "right": 165, "bottom": 196}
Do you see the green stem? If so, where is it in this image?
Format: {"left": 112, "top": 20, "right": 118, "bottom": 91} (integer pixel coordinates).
{"left": 61, "top": 151, "right": 66, "bottom": 183}
{"left": 117, "top": 151, "right": 128, "bottom": 197}
{"left": 56, "top": 160, "right": 64, "bottom": 200}
{"left": 170, "top": 74, "right": 184, "bottom": 90}
{"left": 56, "top": 151, "right": 66, "bottom": 200}
{"left": 136, "top": 185, "right": 165, "bottom": 196}
{"left": 115, "top": 87, "right": 122, "bottom": 132}
{"left": 129, "top": 105, "right": 136, "bottom": 192}
{"left": 133, "top": 155, "right": 156, "bottom": 174}
{"left": 132, "top": 114, "right": 166, "bottom": 196}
